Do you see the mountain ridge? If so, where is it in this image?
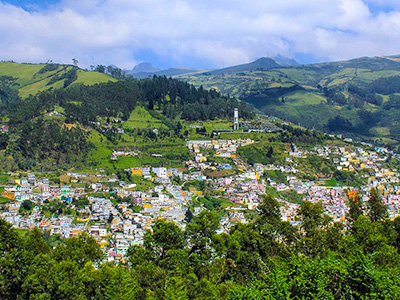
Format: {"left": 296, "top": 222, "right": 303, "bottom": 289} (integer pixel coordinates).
{"left": 126, "top": 55, "right": 298, "bottom": 79}
{"left": 180, "top": 53, "right": 400, "bottom": 148}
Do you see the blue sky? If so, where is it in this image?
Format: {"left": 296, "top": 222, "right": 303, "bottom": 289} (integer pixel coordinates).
{"left": 1, "top": 0, "right": 400, "bottom": 70}
{"left": 3, "top": 0, "right": 59, "bottom": 11}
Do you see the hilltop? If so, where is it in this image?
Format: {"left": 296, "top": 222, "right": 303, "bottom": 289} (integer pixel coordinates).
{"left": 203, "top": 57, "right": 287, "bottom": 76}
{"left": 0, "top": 62, "right": 116, "bottom": 98}
{"left": 180, "top": 55, "right": 400, "bottom": 149}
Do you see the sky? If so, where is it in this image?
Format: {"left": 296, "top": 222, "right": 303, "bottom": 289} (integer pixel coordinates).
{"left": 1, "top": 0, "right": 400, "bottom": 70}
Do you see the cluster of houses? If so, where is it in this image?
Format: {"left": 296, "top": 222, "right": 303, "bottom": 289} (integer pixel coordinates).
{"left": 2, "top": 137, "right": 400, "bottom": 261}
{"left": 186, "top": 138, "right": 254, "bottom": 160}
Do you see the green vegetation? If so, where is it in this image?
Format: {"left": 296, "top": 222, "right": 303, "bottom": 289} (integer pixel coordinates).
{"left": 0, "top": 74, "right": 253, "bottom": 171}
{"left": 296, "top": 154, "right": 336, "bottom": 178}
{"left": 0, "top": 62, "right": 115, "bottom": 97}
{"left": 194, "top": 194, "right": 232, "bottom": 215}
{"left": 331, "top": 170, "right": 365, "bottom": 187}
{"left": 182, "top": 55, "right": 400, "bottom": 148}
{"left": 279, "top": 189, "right": 303, "bottom": 204}
{"left": 3, "top": 192, "right": 400, "bottom": 299}
{"left": 0, "top": 195, "right": 11, "bottom": 204}
{"left": 123, "top": 106, "right": 163, "bottom": 129}
{"left": 264, "top": 170, "right": 287, "bottom": 184}
{"left": 238, "top": 142, "right": 288, "bottom": 165}
{"left": 18, "top": 200, "right": 34, "bottom": 213}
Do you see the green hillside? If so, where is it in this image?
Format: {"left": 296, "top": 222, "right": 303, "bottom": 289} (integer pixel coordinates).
{"left": 0, "top": 73, "right": 253, "bottom": 171}
{"left": 181, "top": 55, "right": 400, "bottom": 147}
{"left": 0, "top": 62, "right": 116, "bottom": 97}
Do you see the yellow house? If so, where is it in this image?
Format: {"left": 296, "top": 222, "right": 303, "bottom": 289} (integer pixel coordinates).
{"left": 76, "top": 217, "right": 90, "bottom": 222}
{"left": 1, "top": 191, "right": 15, "bottom": 199}
{"left": 98, "top": 240, "right": 108, "bottom": 247}
{"left": 131, "top": 169, "right": 143, "bottom": 175}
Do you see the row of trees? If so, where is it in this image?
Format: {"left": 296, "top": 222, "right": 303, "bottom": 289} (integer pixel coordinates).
{"left": 9, "top": 76, "right": 253, "bottom": 126}
{"left": 2, "top": 189, "right": 400, "bottom": 299}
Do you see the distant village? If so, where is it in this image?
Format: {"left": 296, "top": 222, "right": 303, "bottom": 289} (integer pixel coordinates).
{"left": 1, "top": 133, "right": 400, "bottom": 262}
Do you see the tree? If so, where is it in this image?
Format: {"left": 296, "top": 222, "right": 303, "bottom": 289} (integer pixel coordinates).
{"left": 19, "top": 199, "right": 33, "bottom": 213}
{"left": 24, "top": 226, "right": 50, "bottom": 258}
{"left": 144, "top": 218, "right": 184, "bottom": 260}
{"left": 164, "top": 276, "right": 188, "bottom": 300}
{"left": 52, "top": 232, "right": 104, "bottom": 267}
{"left": 256, "top": 194, "right": 281, "bottom": 226}
{"left": 104, "top": 266, "right": 138, "bottom": 300}
{"left": 95, "top": 65, "right": 106, "bottom": 73}
{"left": 367, "top": 188, "right": 388, "bottom": 222}
{"left": 392, "top": 217, "right": 400, "bottom": 253}
{"left": 185, "top": 210, "right": 219, "bottom": 255}
{"left": 0, "top": 219, "right": 28, "bottom": 300}
{"left": 296, "top": 201, "right": 332, "bottom": 256}
{"left": 346, "top": 194, "right": 363, "bottom": 225}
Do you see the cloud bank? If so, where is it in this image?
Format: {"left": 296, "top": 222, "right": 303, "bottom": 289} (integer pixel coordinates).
{"left": 1, "top": 0, "right": 400, "bottom": 69}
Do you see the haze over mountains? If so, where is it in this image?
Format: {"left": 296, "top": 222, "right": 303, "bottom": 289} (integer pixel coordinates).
{"left": 126, "top": 55, "right": 298, "bottom": 79}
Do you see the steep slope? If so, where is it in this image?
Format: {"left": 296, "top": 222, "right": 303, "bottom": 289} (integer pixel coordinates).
{"left": 0, "top": 62, "right": 116, "bottom": 97}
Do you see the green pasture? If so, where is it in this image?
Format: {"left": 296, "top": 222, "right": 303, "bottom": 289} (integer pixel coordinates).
{"left": 123, "top": 106, "right": 164, "bottom": 129}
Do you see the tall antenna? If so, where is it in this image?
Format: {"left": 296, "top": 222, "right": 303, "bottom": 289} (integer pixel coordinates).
{"left": 234, "top": 108, "right": 239, "bottom": 130}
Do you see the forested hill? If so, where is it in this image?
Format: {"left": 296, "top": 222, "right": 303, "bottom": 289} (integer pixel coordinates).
{"left": 0, "top": 75, "right": 253, "bottom": 170}
{"left": 181, "top": 54, "right": 400, "bottom": 149}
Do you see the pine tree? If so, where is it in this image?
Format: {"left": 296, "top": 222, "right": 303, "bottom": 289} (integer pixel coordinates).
{"left": 346, "top": 194, "right": 363, "bottom": 225}
{"left": 367, "top": 188, "right": 388, "bottom": 222}
{"left": 104, "top": 266, "right": 137, "bottom": 300}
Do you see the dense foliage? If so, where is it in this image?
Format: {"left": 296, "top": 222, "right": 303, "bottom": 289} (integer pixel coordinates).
{"left": 2, "top": 76, "right": 253, "bottom": 170}
{"left": 2, "top": 191, "right": 400, "bottom": 299}
{"left": 368, "top": 75, "right": 400, "bottom": 95}
{"left": 9, "top": 76, "right": 252, "bottom": 126}
{"left": 0, "top": 76, "right": 19, "bottom": 114}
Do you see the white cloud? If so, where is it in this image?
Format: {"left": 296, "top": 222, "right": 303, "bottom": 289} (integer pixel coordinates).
{"left": 0, "top": 0, "right": 400, "bottom": 68}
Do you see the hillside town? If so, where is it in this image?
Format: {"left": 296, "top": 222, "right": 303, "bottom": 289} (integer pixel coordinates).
{"left": 1, "top": 137, "right": 400, "bottom": 261}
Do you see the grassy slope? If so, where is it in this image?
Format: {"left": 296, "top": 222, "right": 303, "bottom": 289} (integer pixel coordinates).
{"left": 75, "top": 70, "right": 117, "bottom": 85}
{"left": 0, "top": 62, "right": 115, "bottom": 97}
{"left": 123, "top": 106, "right": 164, "bottom": 129}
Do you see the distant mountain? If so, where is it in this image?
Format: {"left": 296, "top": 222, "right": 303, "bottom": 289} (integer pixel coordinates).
{"left": 272, "top": 54, "right": 298, "bottom": 66}
{"left": 156, "top": 67, "right": 206, "bottom": 77}
{"left": 126, "top": 56, "right": 297, "bottom": 79}
{"left": 126, "top": 63, "right": 206, "bottom": 79}
{"left": 131, "top": 63, "right": 160, "bottom": 74}
{"left": 204, "top": 57, "right": 281, "bottom": 75}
